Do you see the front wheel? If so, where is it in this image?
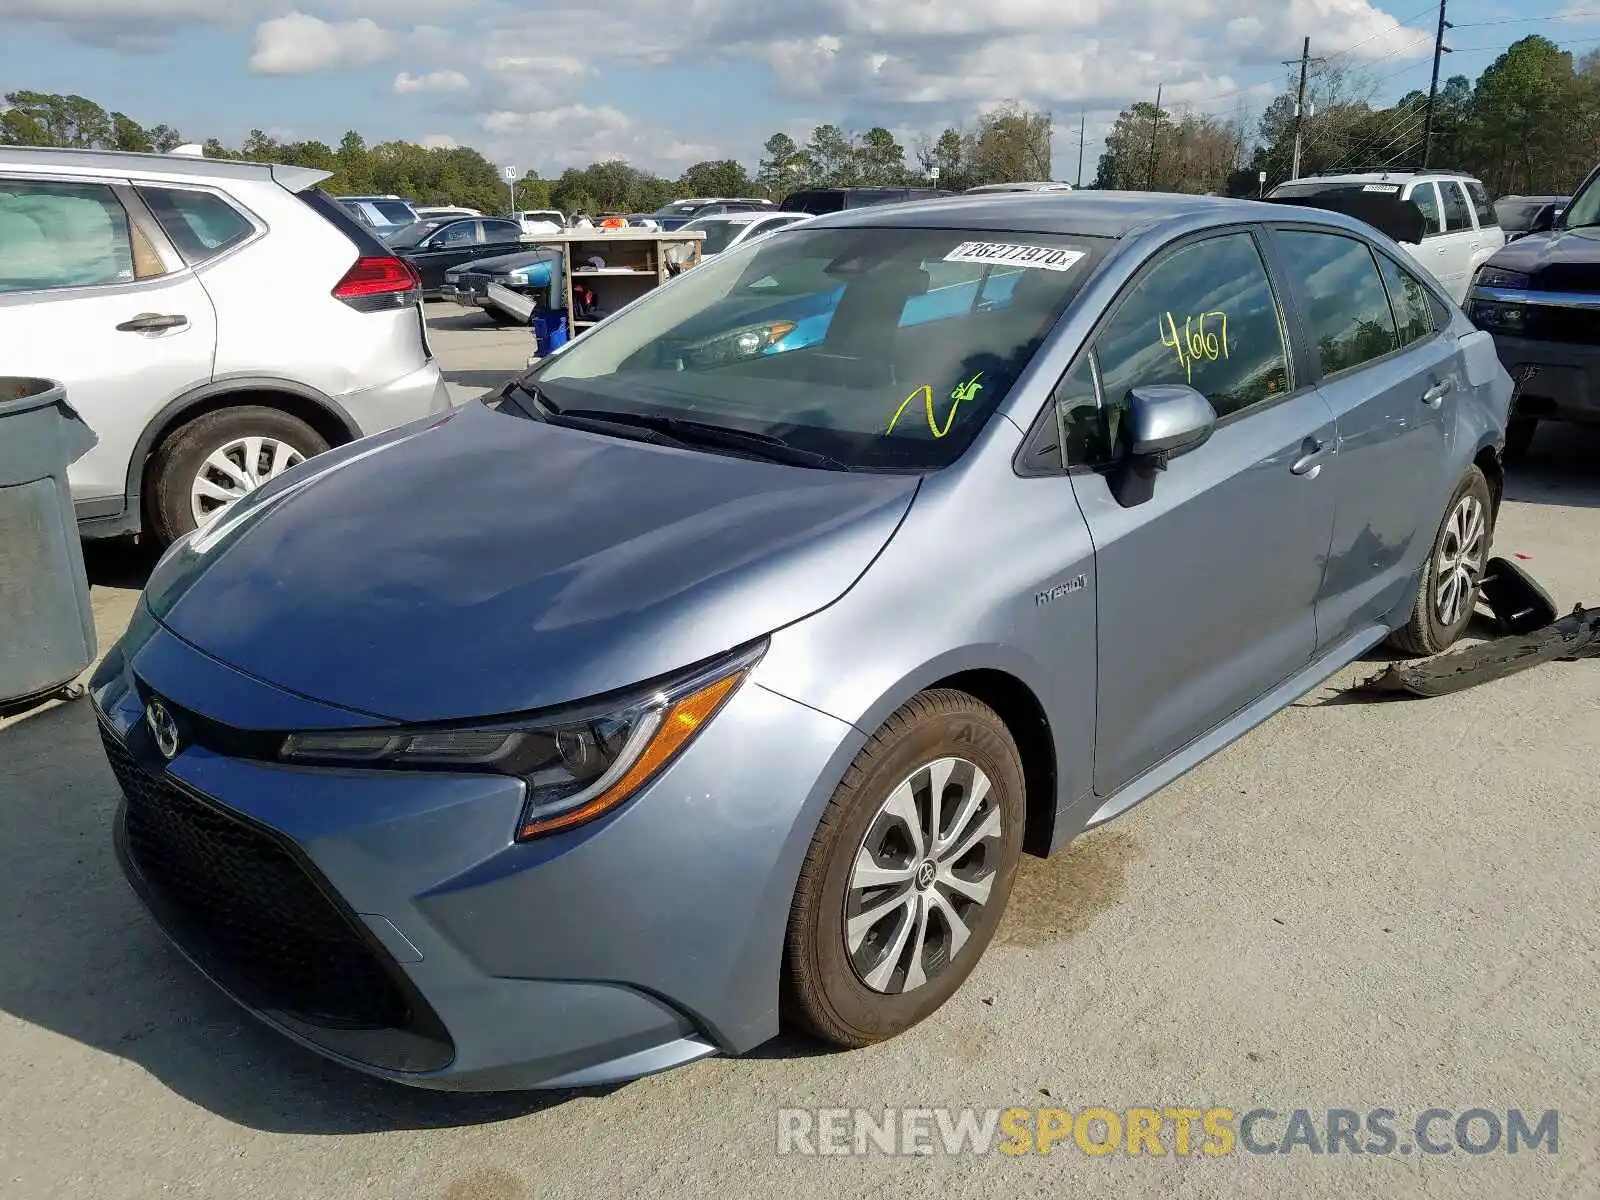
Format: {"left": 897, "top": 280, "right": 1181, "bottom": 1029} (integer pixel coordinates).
{"left": 783, "top": 690, "right": 1025, "bottom": 1048}
{"left": 1388, "top": 466, "right": 1493, "bottom": 656}
{"left": 146, "top": 406, "right": 329, "bottom": 544}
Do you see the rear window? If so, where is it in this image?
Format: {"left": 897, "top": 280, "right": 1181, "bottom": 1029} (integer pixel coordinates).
{"left": 532, "top": 225, "right": 1109, "bottom": 471}
{"left": 687, "top": 220, "right": 741, "bottom": 254}
{"left": 372, "top": 200, "right": 415, "bottom": 225}
{"left": 782, "top": 190, "right": 847, "bottom": 215}
{"left": 138, "top": 186, "right": 255, "bottom": 264}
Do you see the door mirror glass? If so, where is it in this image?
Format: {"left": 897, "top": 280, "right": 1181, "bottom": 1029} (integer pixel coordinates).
{"left": 1529, "top": 203, "right": 1557, "bottom": 234}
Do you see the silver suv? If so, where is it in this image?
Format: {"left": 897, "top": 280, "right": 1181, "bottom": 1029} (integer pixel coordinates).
{"left": 0, "top": 148, "right": 450, "bottom": 544}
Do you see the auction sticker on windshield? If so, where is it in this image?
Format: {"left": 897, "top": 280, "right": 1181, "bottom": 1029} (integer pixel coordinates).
{"left": 944, "top": 242, "right": 1086, "bottom": 272}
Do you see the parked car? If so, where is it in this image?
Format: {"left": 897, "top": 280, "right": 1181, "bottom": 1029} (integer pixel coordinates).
{"left": 648, "top": 197, "right": 775, "bottom": 230}
{"left": 1465, "top": 163, "right": 1600, "bottom": 456}
{"left": 964, "top": 182, "right": 1074, "bottom": 193}
{"left": 443, "top": 246, "right": 562, "bottom": 323}
{"left": 413, "top": 205, "right": 482, "bottom": 221}
{"left": 387, "top": 215, "right": 527, "bottom": 296}
{"left": 95, "top": 191, "right": 1510, "bottom": 1093}
{"left": 335, "top": 194, "right": 420, "bottom": 237}
{"left": 1493, "top": 195, "right": 1567, "bottom": 242}
{"left": 1267, "top": 171, "right": 1505, "bottom": 303}
{"left": 781, "top": 186, "right": 957, "bottom": 215}
{"left": 514, "top": 209, "right": 566, "bottom": 236}
{"left": 678, "top": 210, "right": 809, "bottom": 256}
{"left": 0, "top": 147, "right": 450, "bottom": 544}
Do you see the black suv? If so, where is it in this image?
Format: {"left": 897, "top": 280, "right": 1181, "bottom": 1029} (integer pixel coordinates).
{"left": 1465, "top": 165, "right": 1600, "bottom": 455}
{"left": 780, "top": 187, "right": 955, "bottom": 215}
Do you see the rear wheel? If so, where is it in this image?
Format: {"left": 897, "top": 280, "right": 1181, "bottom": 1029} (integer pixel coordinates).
{"left": 783, "top": 690, "right": 1025, "bottom": 1047}
{"left": 146, "top": 406, "right": 328, "bottom": 544}
{"left": 1389, "top": 466, "right": 1493, "bottom": 656}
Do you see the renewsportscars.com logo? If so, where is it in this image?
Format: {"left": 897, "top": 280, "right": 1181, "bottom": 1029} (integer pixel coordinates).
{"left": 776, "top": 1106, "right": 1560, "bottom": 1158}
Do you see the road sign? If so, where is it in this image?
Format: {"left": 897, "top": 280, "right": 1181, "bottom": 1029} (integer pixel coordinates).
{"left": 503, "top": 165, "right": 518, "bottom": 181}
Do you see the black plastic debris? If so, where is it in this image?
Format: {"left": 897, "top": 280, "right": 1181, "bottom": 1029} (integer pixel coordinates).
{"left": 1478, "top": 556, "right": 1559, "bottom": 635}
{"left": 1361, "top": 603, "right": 1600, "bottom": 698}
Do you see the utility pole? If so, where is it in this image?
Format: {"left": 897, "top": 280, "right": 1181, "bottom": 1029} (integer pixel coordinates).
{"left": 1146, "top": 84, "right": 1162, "bottom": 190}
{"left": 1285, "top": 37, "right": 1320, "bottom": 180}
{"left": 1076, "top": 111, "right": 1086, "bottom": 188}
{"left": 1421, "top": 0, "right": 1453, "bottom": 168}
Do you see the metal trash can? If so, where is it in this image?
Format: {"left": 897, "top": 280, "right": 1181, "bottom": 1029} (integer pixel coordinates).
{"left": 0, "top": 378, "right": 98, "bottom": 717}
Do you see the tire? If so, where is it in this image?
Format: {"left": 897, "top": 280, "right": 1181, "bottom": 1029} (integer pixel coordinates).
{"left": 1388, "top": 465, "right": 1494, "bottom": 656}
{"left": 146, "top": 406, "right": 328, "bottom": 545}
{"left": 783, "top": 689, "right": 1026, "bottom": 1048}
{"left": 1504, "top": 416, "right": 1538, "bottom": 461}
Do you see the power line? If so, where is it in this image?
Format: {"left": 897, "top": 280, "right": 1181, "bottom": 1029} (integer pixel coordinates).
{"left": 1453, "top": 10, "right": 1600, "bottom": 28}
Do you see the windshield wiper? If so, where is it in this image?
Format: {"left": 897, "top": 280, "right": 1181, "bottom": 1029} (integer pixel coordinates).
{"left": 503, "top": 384, "right": 686, "bottom": 448}
{"left": 556, "top": 407, "right": 853, "bottom": 471}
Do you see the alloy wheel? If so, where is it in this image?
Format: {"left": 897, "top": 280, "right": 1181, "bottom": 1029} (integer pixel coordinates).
{"left": 844, "top": 756, "right": 1002, "bottom": 995}
{"left": 1435, "top": 493, "right": 1487, "bottom": 628}
{"left": 190, "top": 436, "right": 305, "bottom": 528}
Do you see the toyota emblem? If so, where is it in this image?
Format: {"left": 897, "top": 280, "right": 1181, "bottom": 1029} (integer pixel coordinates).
{"left": 145, "top": 699, "right": 181, "bottom": 761}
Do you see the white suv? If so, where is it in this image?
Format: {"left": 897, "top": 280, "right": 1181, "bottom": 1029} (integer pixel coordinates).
{"left": 1268, "top": 171, "right": 1506, "bottom": 304}
{"left": 0, "top": 147, "right": 451, "bottom": 544}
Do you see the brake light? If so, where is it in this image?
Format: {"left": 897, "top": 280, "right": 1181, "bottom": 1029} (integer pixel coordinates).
{"left": 333, "top": 256, "right": 421, "bottom": 309}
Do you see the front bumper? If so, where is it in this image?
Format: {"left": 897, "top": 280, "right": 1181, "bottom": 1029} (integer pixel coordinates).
{"left": 91, "top": 613, "right": 862, "bottom": 1091}
{"left": 1474, "top": 321, "right": 1600, "bottom": 425}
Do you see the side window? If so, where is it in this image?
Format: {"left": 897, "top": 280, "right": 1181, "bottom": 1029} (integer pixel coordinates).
{"left": 137, "top": 187, "right": 254, "bottom": 265}
{"left": 1465, "top": 180, "right": 1497, "bottom": 228}
{"left": 483, "top": 220, "right": 520, "bottom": 242}
{"left": 1376, "top": 253, "right": 1438, "bottom": 347}
{"left": 0, "top": 178, "right": 140, "bottom": 293}
{"left": 434, "top": 221, "right": 477, "bottom": 248}
{"left": 1278, "top": 231, "right": 1399, "bottom": 376}
{"left": 1408, "top": 183, "right": 1444, "bottom": 237}
{"left": 1441, "top": 182, "right": 1473, "bottom": 232}
{"left": 1059, "top": 232, "right": 1290, "bottom": 465}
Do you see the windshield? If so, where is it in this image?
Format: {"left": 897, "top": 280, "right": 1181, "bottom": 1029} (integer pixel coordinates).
{"left": 1562, "top": 167, "right": 1600, "bottom": 229}
{"left": 1269, "top": 179, "right": 1402, "bottom": 199}
{"left": 685, "top": 219, "right": 742, "bottom": 254}
{"left": 373, "top": 200, "right": 416, "bottom": 225}
{"left": 530, "top": 225, "right": 1107, "bottom": 471}
{"left": 386, "top": 220, "right": 446, "bottom": 248}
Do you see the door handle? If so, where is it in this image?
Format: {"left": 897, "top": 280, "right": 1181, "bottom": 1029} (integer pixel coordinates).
{"left": 115, "top": 313, "right": 188, "bottom": 333}
{"left": 1290, "top": 437, "right": 1329, "bottom": 478}
{"left": 1422, "top": 379, "right": 1454, "bottom": 409}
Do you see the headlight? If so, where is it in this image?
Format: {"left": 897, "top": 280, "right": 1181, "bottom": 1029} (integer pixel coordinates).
{"left": 444, "top": 273, "right": 460, "bottom": 284}
{"left": 683, "top": 320, "right": 797, "bottom": 366}
{"left": 279, "top": 642, "right": 765, "bottom": 839}
{"left": 503, "top": 270, "right": 530, "bottom": 285}
{"left": 1474, "top": 266, "right": 1531, "bottom": 290}
{"left": 1468, "top": 299, "right": 1527, "bottom": 333}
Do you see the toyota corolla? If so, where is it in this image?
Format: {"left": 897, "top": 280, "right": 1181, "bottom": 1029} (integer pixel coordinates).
{"left": 94, "top": 192, "right": 1511, "bottom": 1091}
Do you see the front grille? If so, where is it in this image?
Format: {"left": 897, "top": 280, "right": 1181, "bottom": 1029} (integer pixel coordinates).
{"left": 101, "top": 723, "right": 409, "bottom": 1031}
{"left": 1520, "top": 303, "right": 1600, "bottom": 346}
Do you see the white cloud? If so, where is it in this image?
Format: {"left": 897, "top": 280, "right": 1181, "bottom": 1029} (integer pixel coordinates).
{"left": 249, "top": 11, "right": 399, "bottom": 74}
{"left": 394, "top": 69, "right": 471, "bottom": 93}
{"left": 480, "top": 104, "right": 722, "bottom": 176}
{"left": 418, "top": 132, "right": 460, "bottom": 149}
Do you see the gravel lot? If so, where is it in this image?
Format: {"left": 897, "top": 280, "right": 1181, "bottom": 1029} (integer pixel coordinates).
{"left": 2, "top": 305, "right": 1596, "bottom": 1200}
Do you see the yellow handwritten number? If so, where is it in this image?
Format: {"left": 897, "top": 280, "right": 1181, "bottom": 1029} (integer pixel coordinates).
{"left": 1159, "top": 310, "right": 1229, "bottom": 383}
{"left": 885, "top": 374, "right": 985, "bottom": 438}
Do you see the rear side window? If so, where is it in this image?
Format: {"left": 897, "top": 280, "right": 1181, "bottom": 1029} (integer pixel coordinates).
{"left": 1441, "top": 182, "right": 1473, "bottom": 232}
{"left": 483, "top": 219, "right": 521, "bottom": 242}
{"left": 1464, "top": 181, "right": 1497, "bottom": 228}
{"left": 0, "top": 178, "right": 138, "bottom": 293}
{"left": 1407, "top": 183, "right": 1444, "bottom": 237}
{"left": 1376, "top": 254, "right": 1440, "bottom": 347}
{"left": 138, "top": 186, "right": 254, "bottom": 264}
{"left": 1060, "top": 231, "right": 1291, "bottom": 465}
{"left": 1278, "top": 231, "right": 1399, "bottom": 376}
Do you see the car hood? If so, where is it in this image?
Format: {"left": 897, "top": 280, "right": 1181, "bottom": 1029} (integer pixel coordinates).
{"left": 451, "top": 248, "right": 562, "bottom": 275}
{"left": 152, "top": 400, "right": 918, "bottom": 723}
{"left": 1484, "top": 226, "right": 1600, "bottom": 292}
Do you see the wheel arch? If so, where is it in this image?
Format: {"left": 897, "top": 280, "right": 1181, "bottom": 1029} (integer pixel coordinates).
{"left": 128, "top": 377, "right": 362, "bottom": 529}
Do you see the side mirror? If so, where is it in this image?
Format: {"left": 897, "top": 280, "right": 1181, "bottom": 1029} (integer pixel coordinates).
{"left": 1111, "top": 384, "right": 1217, "bottom": 508}
{"left": 1529, "top": 204, "right": 1557, "bottom": 235}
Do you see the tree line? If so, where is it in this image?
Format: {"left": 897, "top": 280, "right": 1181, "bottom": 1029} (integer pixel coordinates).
{"left": 1096, "top": 36, "right": 1600, "bottom": 198}
{"left": 1, "top": 89, "right": 1054, "bottom": 215}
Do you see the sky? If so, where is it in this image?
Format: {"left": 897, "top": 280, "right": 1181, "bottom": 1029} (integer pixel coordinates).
{"left": 2, "top": 0, "right": 1599, "bottom": 182}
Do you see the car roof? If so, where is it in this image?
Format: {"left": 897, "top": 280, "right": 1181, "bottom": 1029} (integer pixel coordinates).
{"left": 1, "top": 144, "right": 330, "bottom": 192}
{"left": 802, "top": 190, "right": 1299, "bottom": 239}
{"left": 693, "top": 211, "right": 794, "bottom": 225}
